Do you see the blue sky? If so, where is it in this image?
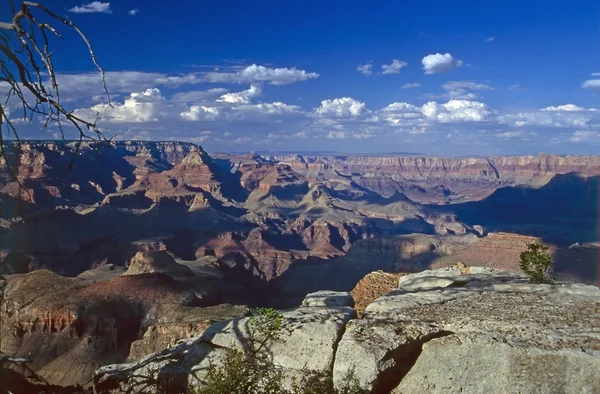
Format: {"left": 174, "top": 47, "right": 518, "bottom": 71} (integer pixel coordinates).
{"left": 3, "top": 0, "right": 600, "bottom": 155}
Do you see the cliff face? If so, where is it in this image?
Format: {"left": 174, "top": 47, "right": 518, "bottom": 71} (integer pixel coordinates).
{"left": 267, "top": 153, "right": 600, "bottom": 202}
{"left": 269, "top": 154, "right": 600, "bottom": 183}
{"left": 0, "top": 141, "right": 195, "bottom": 207}
{"left": 0, "top": 266, "right": 246, "bottom": 387}
{"left": 93, "top": 268, "right": 600, "bottom": 394}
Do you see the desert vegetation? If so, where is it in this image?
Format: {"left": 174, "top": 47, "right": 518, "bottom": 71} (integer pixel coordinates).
{"left": 519, "top": 242, "right": 553, "bottom": 284}
{"left": 191, "top": 308, "right": 365, "bottom": 394}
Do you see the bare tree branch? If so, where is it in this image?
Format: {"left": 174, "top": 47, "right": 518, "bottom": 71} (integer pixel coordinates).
{"left": 0, "top": 0, "right": 112, "bottom": 184}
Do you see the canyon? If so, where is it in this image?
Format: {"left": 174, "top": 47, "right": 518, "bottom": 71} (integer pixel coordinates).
{"left": 0, "top": 141, "right": 599, "bottom": 389}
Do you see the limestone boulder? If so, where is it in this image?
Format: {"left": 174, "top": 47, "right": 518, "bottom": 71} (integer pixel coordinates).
{"left": 334, "top": 267, "right": 600, "bottom": 393}
{"left": 301, "top": 291, "right": 354, "bottom": 308}
{"left": 94, "top": 294, "right": 356, "bottom": 393}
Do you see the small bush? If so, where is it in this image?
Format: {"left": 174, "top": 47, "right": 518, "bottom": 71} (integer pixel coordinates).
{"left": 190, "top": 308, "right": 366, "bottom": 394}
{"left": 193, "top": 349, "right": 286, "bottom": 394}
{"left": 519, "top": 242, "right": 553, "bottom": 283}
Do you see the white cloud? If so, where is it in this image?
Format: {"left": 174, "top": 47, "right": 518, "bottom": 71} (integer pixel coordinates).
{"left": 422, "top": 53, "right": 463, "bottom": 75}
{"left": 421, "top": 100, "right": 492, "bottom": 122}
{"left": 570, "top": 130, "right": 600, "bottom": 142}
{"left": 204, "top": 64, "right": 319, "bottom": 85}
{"left": 438, "top": 81, "right": 493, "bottom": 100}
{"left": 357, "top": 63, "right": 372, "bottom": 76}
{"left": 35, "top": 67, "right": 600, "bottom": 154}
{"left": 45, "top": 67, "right": 316, "bottom": 107}
{"left": 172, "top": 88, "right": 229, "bottom": 103}
{"left": 582, "top": 79, "right": 600, "bottom": 92}
{"left": 542, "top": 104, "right": 591, "bottom": 112}
{"left": 315, "top": 97, "right": 366, "bottom": 118}
{"left": 485, "top": 37, "right": 495, "bottom": 43}
{"left": 327, "top": 131, "right": 348, "bottom": 139}
{"left": 402, "top": 83, "right": 421, "bottom": 89}
{"left": 496, "top": 131, "right": 523, "bottom": 139}
{"left": 74, "top": 88, "right": 176, "bottom": 123}
{"left": 382, "top": 102, "right": 421, "bottom": 113}
{"left": 268, "top": 130, "right": 308, "bottom": 140}
{"left": 442, "top": 81, "right": 493, "bottom": 91}
{"left": 217, "top": 85, "right": 261, "bottom": 104}
{"left": 68, "top": 1, "right": 112, "bottom": 13}
{"left": 381, "top": 59, "right": 407, "bottom": 75}
{"left": 237, "top": 102, "right": 301, "bottom": 115}
{"left": 128, "top": 9, "right": 140, "bottom": 16}
{"left": 180, "top": 105, "right": 220, "bottom": 121}
{"left": 499, "top": 105, "right": 599, "bottom": 128}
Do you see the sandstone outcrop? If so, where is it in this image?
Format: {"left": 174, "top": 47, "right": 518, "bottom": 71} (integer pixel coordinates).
{"left": 350, "top": 270, "right": 405, "bottom": 316}
{"left": 267, "top": 153, "right": 600, "bottom": 203}
{"left": 0, "top": 268, "right": 246, "bottom": 387}
{"left": 123, "top": 251, "right": 194, "bottom": 279}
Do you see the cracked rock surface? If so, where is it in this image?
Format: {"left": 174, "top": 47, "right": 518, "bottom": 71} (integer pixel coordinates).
{"left": 94, "top": 268, "right": 600, "bottom": 394}
{"left": 334, "top": 267, "right": 600, "bottom": 393}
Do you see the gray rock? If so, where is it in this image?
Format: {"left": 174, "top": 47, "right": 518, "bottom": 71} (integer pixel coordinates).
{"left": 94, "top": 267, "right": 600, "bottom": 394}
{"left": 94, "top": 304, "right": 356, "bottom": 393}
{"left": 472, "top": 225, "right": 487, "bottom": 237}
{"left": 301, "top": 291, "right": 354, "bottom": 308}
{"left": 334, "top": 267, "right": 600, "bottom": 393}
{"left": 393, "top": 337, "right": 600, "bottom": 394}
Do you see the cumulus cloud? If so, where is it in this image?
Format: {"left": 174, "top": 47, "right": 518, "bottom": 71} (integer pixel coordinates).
{"left": 236, "top": 102, "right": 301, "bottom": 116}
{"left": 180, "top": 105, "right": 220, "bottom": 121}
{"left": 204, "top": 64, "right": 319, "bottom": 85}
{"left": 68, "top": 1, "right": 112, "bottom": 13}
{"left": 402, "top": 83, "right": 421, "bottom": 89}
{"left": 128, "top": 9, "right": 140, "bottom": 16}
{"left": 74, "top": 88, "right": 174, "bottom": 123}
{"left": 380, "top": 102, "right": 424, "bottom": 125}
{"left": 499, "top": 104, "right": 599, "bottom": 128}
{"left": 172, "top": 88, "right": 229, "bottom": 103}
{"left": 357, "top": 63, "right": 373, "bottom": 76}
{"left": 542, "top": 104, "right": 591, "bottom": 112}
{"left": 422, "top": 53, "right": 463, "bottom": 75}
{"left": 46, "top": 67, "right": 317, "bottom": 106}
{"left": 582, "top": 79, "right": 600, "bottom": 92}
{"left": 315, "top": 97, "right": 366, "bottom": 118}
{"left": 421, "top": 100, "right": 492, "bottom": 122}
{"left": 381, "top": 59, "right": 407, "bottom": 75}
{"left": 570, "top": 130, "right": 600, "bottom": 142}
{"left": 37, "top": 66, "right": 600, "bottom": 154}
{"left": 327, "top": 131, "right": 348, "bottom": 139}
{"left": 217, "top": 85, "right": 261, "bottom": 104}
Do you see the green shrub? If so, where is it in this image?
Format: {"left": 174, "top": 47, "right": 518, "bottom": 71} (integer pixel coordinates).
{"left": 519, "top": 242, "right": 553, "bottom": 283}
{"left": 190, "top": 308, "right": 366, "bottom": 394}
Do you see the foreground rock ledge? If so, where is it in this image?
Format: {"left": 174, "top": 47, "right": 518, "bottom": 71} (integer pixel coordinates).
{"left": 94, "top": 291, "right": 355, "bottom": 393}
{"left": 334, "top": 267, "right": 600, "bottom": 393}
{"left": 94, "top": 267, "right": 600, "bottom": 394}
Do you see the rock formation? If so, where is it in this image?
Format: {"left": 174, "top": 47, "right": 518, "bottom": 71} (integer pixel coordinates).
{"left": 123, "top": 251, "right": 194, "bottom": 278}
{"left": 0, "top": 267, "right": 246, "bottom": 387}
{"left": 93, "top": 266, "right": 600, "bottom": 394}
